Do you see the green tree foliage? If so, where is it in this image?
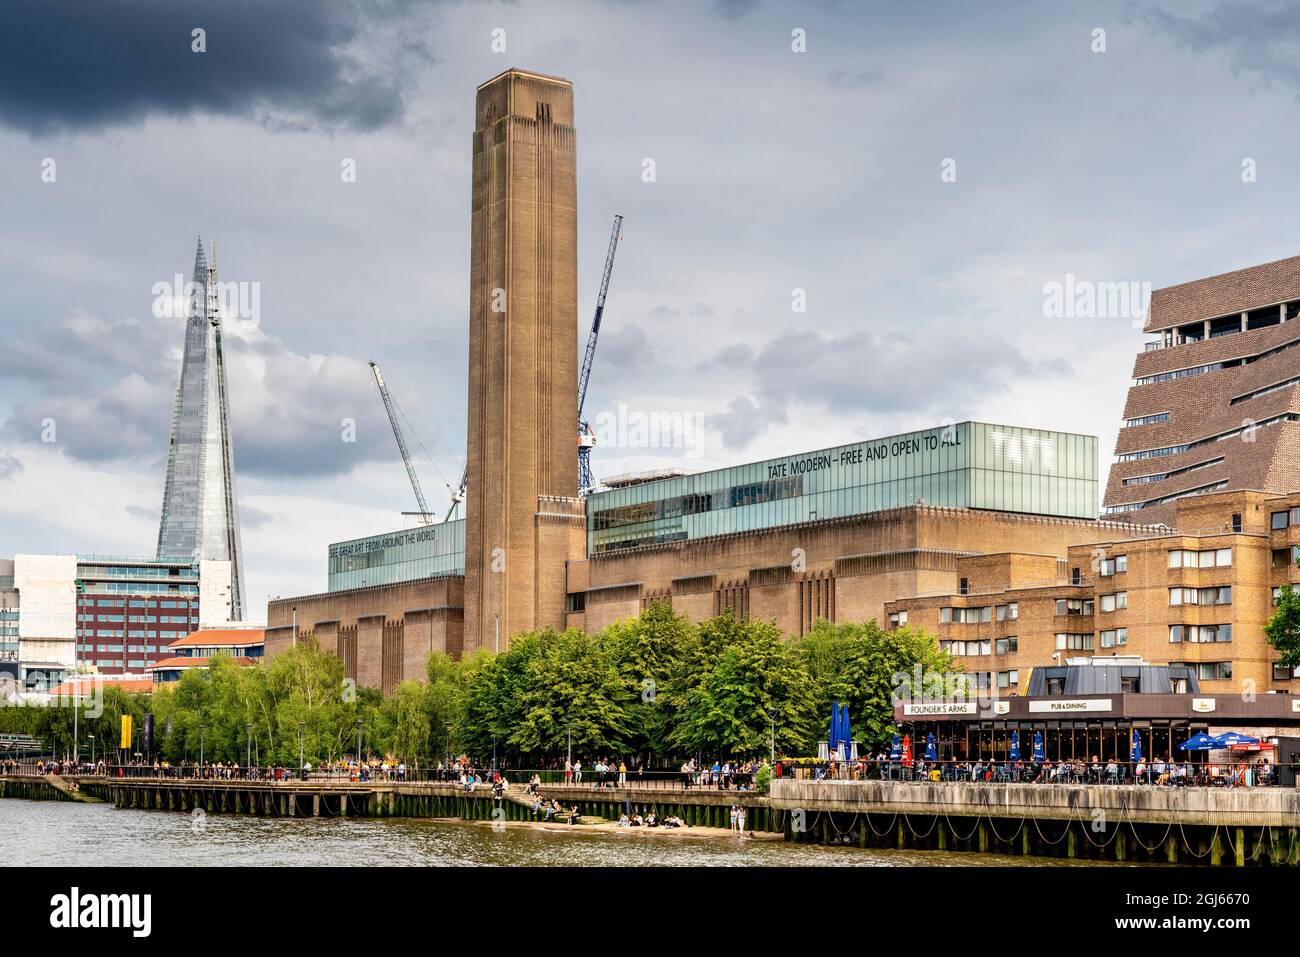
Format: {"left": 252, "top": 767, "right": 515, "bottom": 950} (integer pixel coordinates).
{"left": 1265, "top": 580, "right": 1300, "bottom": 669}
{"left": 795, "top": 619, "right": 961, "bottom": 749}
{"left": 0, "top": 609, "right": 959, "bottom": 766}
{"left": 667, "top": 610, "right": 819, "bottom": 758}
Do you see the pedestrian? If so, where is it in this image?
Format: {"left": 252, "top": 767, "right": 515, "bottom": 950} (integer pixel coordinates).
{"left": 618, "top": 760, "right": 627, "bottom": 787}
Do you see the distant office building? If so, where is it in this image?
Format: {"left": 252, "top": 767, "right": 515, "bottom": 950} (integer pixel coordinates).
{"left": 1107, "top": 255, "right": 1300, "bottom": 522}
{"left": 148, "top": 626, "right": 263, "bottom": 684}
{"left": 155, "top": 237, "right": 247, "bottom": 622}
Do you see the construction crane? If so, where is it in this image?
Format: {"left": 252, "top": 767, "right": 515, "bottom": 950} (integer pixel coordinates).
{"left": 369, "top": 360, "right": 434, "bottom": 525}
{"left": 577, "top": 213, "right": 624, "bottom": 494}
{"left": 444, "top": 464, "right": 466, "bottom": 522}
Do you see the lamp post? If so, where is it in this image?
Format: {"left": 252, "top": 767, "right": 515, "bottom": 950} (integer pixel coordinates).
{"left": 767, "top": 708, "right": 776, "bottom": 766}
{"left": 298, "top": 722, "right": 305, "bottom": 773}
{"left": 246, "top": 722, "right": 253, "bottom": 773}
{"left": 566, "top": 715, "right": 573, "bottom": 769}
{"left": 199, "top": 723, "right": 206, "bottom": 773}
{"left": 355, "top": 719, "right": 364, "bottom": 766}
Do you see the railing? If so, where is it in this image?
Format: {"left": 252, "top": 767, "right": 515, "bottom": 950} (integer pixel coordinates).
{"left": 780, "top": 759, "right": 1286, "bottom": 788}
{"left": 4, "top": 762, "right": 764, "bottom": 791}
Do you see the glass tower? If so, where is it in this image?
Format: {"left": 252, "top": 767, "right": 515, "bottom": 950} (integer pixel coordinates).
{"left": 155, "top": 238, "right": 246, "bottom": 620}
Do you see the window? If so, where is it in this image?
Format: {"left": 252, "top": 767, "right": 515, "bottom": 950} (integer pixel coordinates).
{"left": 996, "top": 670, "right": 1019, "bottom": 689}
{"left": 944, "top": 606, "right": 992, "bottom": 623}
{"left": 1170, "top": 586, "right": 1232, "bottom": 606}
{"left": 1274, "top": 511, "right": 1291, "bottom": 530}
{"left": 1198, "top": 662, "right": 1232, "bottom": 681}
{"left": 1173, "top": 548, "right": 1231, "bottom": 567}
{"left": 1184, "top": 623, "right": 1232, "bottom": 643}
{"left": 1099, "top": 556, "right": 1126, "bottom": 576}
{"left": 1055, "top": 633, "right": 1093, "bottom": 650}
{"left": 1071, "top": 567, "right": 1082, "bottom": 585}
{"left": 1100, "top": 628, "right": 1128, "bottom": 648}
{"left": 566, "top": 593, "right": 586, "bottom": 613}
{"left": 938, "top": 639, "right": 992, "bottom": 657}
{"left": 1273, "top": 664, "right": 1300, "bottom": 680}
{"left": 888, "top": 611, "right": 908, "bottom": 628}
{"left": 1232, "top": 513, "right": 1242, "bottom": 532}
{"left": 1099, "top": 592, "right": 1127, "bottom": 613}
{"left": 995, "top": 637, "right": 1018, "bottom": 655}
{"left": 1055, "top": 598, "right": 1094, "bottom": 615}
{"left": 1169, "top": 624, "right": 1183, "bottom": 643}
{"left": 959, "top": 577, "right": 969, "bottom": 596}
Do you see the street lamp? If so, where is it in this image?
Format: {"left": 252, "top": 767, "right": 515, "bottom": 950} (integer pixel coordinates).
{"left": 355, "top": 719, "right": 364, "bottom": 765}
{"left": 298, "top": 722, "right": 306, "bottom": 773}
{"left": 766, "top": 708, "right": 776, "bottom": 766}
{"left": 199, "top": 722, "right": 206, "bottom": 773}
{"left": 245, "top": 722, "right": 253, "bottom": 773}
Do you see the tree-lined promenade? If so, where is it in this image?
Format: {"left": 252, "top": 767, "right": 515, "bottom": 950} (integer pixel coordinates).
{"left": 0, "top": 602, "right": 954, "bottom": 769}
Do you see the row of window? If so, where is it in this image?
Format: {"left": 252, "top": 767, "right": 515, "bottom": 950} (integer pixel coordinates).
{"left": 1124, "top": 412, "right": 1170, "bottom": 427}
{"left": 1169, "top": 623, "right": 1232, "bottom": 643}
{"left": 1168, "top": 547, "right": 1233, "bottom": 568}
{"left": 1169, "top": 585, "right": 1232, "bottom": 606}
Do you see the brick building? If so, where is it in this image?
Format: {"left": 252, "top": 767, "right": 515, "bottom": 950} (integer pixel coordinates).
{"left": 264, "top": 69, "right": 1300, "bottom": 701}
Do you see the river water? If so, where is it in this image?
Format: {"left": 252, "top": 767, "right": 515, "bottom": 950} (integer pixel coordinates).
{"left": 5, "top": 798, "right": 1100, "bottom": 866}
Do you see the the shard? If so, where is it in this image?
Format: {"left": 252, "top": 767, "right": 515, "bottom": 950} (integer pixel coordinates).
{"left": 155, "top": 237, "right": 246, "bottom": 622}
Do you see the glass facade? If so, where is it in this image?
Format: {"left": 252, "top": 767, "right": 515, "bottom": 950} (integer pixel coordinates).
{"left": 588, "top": 422, "right": 1098, "bottom": 555}
{"left": 154, "top": 240, "right": 247, "bottom": 619}
{"left": 328, "top": 519, "right": 466, "bottom": 591}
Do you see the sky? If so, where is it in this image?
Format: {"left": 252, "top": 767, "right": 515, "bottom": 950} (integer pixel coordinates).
{"left": 2, "top": 0, "right": 1299, "bottom": 622}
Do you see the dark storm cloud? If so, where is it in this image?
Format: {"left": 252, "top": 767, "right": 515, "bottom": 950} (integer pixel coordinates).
{"left": 708, "top": 328, "right": 1069, "bottom": 449}
{"left": 1145, "top": 0, "right": 1300, "bottom": 96}
{"left": 0, "top": 0, "right": 428, "bottom": 135}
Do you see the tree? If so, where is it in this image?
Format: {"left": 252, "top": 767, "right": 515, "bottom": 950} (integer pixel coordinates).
{"left": 668, "top": 611, "right": 819, "bottom": 758}
{"left": 796, "top": 619, "right": 959, "bottom": 751}
{"left": 599, "top": 599, "right": 694, "bottom": 762}
{"left": 511, "top": 628, "right": 633, "bottom": 758}
{"left": 1266, "top": 580, "right": 1300, "bottom": 669}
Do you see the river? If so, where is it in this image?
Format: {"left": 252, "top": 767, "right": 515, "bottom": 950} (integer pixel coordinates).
{"left": 5, "top": 798, "right": 1103, "bottom": 866}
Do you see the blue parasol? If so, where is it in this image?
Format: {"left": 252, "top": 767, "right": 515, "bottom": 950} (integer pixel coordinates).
{"left": 1032, "top": 731, "right": 1045, "bottom": 762}
{"left": 924, "top": 733, "right": 937, "bottom": 761}
{"left": 1212, "top": 732, "right": 1260, "bottom": 748}
{"left": 1009, "top": 730, "right": 1020, "bottom": 762}
{"left": 889, "top": 733, "right": 902, "bottom": 761}
{"left": 1130, "top": 728, "right": 1142, "bottom": 763}
{"left": 1179, "top": 732, "right": 1217, "bottom": 751}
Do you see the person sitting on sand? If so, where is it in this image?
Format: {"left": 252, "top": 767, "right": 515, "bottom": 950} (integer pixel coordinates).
{"left": 631, "top": 814, "right": 643, "bottom": 826}
{"left": 567, "top": 805, "right": 580, "bottom": 825}
{"left": 617, "top": 813, "right": 630, "bottom": 827}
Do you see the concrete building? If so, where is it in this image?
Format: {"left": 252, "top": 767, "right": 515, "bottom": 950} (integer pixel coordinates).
{"left": 462, "top": 68, "right": 586, "bottom": 656}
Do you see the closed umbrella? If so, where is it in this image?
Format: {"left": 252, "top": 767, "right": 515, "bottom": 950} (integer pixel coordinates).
{"left": 924, "top": 733, "right": 937, "bottom": 762}
{"left": 1130, "top": 729, "right": 1142, "bottom": 764}
{"left": 1032, "top": 731, "right": 1045, "bottom": 762}
{"left": 889, "top": 734, "right": 902, "bottom": 761}
{"left": 1009, "top": 731, "right": 1021, "bottom": 762}
{"left": 901, "top": 734, "right": 913, "bottom": 768}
